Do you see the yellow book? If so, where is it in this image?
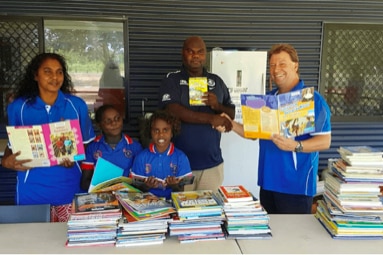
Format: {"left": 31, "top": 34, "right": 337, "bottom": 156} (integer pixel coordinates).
{"left": 189, "top": 77, "right": 208, "bottom": 105}
{"left": 241, "top": 87, "right": 315, "bottom": 139}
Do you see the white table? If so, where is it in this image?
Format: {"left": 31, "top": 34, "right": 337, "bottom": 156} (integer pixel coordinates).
{"left": 1, "top": 215, "right": 383, "bottom": 254}
{"left": 0, "top": 222, "right": 240, "bottom": 254}
{"left": 238, "top": 214, "right": 383, "bottom": 254}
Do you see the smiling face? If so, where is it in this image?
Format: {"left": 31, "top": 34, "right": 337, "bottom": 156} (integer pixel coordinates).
{"left": 269, "top": 51, "right": 299, "bottom": 93}
{"left": 151, "top": 118, "right": 173, "bottom": 153}
{"left": 34, "top": 58, "right": 64, "bottom": 96}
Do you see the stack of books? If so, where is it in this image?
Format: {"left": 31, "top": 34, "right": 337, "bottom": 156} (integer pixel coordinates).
{"left": 217, "top": 185, "right": 272, "bottom": 240}
{"left": 66, "top": 192, "right": 122, "bottom": 247}
{"left": 315, "top": 145, "right": 383, "bottom": 239}
{"left": 169, "top": 190, "right": 225, "bottom": 243}
{"left": 332, "top": 146, "right": 383, "bottom": 183}
{"left": 115, "top": 191, "right": 176, "bottom": 247}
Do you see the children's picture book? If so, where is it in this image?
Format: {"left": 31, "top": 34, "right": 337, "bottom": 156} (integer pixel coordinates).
{"left": 6, "top": 119, "right": 85, "bottom": 168}
{"left": 116, "top": 191, "right": 173, "bottom": 213}
{"left": 72, "top": 192, "right": 121, "bottom": 214}
{"left": 338, "top": 146, "right": 383, "bottom": 156}
{"left": 90, "top": 176, "right": 138, "bottom": 193}
{"left": 189, "top": 77, "right": 208, "bottom": 105}
{"left": 171, "top": 190, "right": 221, "bottom": 210}
{"left": 88, "top": 157, "right": 125, "bottom": 193}
{"left": 241, "top": 87, "right": 315, "bottom": 139}
{"left": 131, "top": 172, "right": 194, "bottom": 188}
{"left": 218, "top": 185, "right": 253, "bottom": 202}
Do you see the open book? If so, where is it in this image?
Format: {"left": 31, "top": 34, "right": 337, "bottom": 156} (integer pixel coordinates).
{"left": 88, "top": 157, "right": 127, "bottom": 193}
{"left": 6, "top": 119, "right": 85, "bottom": 168}
{"left": 131, "top": 172, "right": 194, "bottom": 188}
{"left": 241, "top": 87, "right": 315, "bottom": 139}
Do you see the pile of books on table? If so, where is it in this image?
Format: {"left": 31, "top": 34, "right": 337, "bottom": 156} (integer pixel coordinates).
{"left": 169, "top": 190, "right": 226, "bottom": 243}
{"left": 315, "top": 145, "right": 383, "bottom": 239}
{"left": 115, "top": 191, "right": 176, "bottom": 247}
{"left": 217, "top": 185, "right": 272, "bottom": 240}
{"left": 66, "top": 192, "right": 122, "bottom": 247}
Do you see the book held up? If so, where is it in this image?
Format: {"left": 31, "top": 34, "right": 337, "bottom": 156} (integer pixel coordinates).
{"left": 189, "top": 77, "right": 208, "bottom": 106}
{"left": 241, "top": 87, "right": 315, "bottom": 139}
{"left": 6, "top": 119, "right": 85, "bottom": 168}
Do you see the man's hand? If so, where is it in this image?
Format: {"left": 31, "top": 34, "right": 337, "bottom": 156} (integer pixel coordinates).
{"left": 202, "top": 92, "right": 219, "bottom": 110}
{"left": 211, "top": 114, "right": 233, "bottom": 132}
{"left": 271, "top": 134, "right": 297, "bottom": 151}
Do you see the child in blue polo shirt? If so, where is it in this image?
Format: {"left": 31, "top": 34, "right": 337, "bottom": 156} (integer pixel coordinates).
{"left": 131, "top": 110, "right": 192, "bottom": 199}
{"left": 80, "top": 104, "right": 143, "bottom": 191}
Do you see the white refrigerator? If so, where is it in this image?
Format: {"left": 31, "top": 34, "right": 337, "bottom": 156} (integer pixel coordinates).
{"left": 208, "top": 49, "right": 267, "bottom": 198}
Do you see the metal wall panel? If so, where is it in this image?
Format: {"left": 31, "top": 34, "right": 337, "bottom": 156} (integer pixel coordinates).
{"left": 1, "top": 0, "right": 383, "bottom": 203}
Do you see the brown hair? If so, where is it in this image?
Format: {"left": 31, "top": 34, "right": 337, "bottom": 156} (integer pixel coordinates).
{"left": 268, "top": 43, "right": 300, "bottom": 74}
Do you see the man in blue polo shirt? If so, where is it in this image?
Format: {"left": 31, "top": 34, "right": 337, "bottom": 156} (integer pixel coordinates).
{"left": 158, "top": 36, "right": 235, "bottom": 192}
{"left": 224, "top": 43, "right": 331, "bottom": 214}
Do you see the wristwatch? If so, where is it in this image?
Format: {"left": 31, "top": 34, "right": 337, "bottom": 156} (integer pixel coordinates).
{"left": 294, "top": 141, "right": 303, "bottom": 152}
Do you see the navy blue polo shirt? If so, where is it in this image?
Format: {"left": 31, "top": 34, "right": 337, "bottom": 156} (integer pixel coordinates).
{"left": 158, "top": 65, "right": 235, "bottom": 170}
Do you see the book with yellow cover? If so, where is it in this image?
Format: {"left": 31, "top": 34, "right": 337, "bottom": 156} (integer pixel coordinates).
{"left": 241, "top": 87, "right": 315, "bottom": 139}
{"left": 189, "top": 77, "right": 208, "bottom": 105}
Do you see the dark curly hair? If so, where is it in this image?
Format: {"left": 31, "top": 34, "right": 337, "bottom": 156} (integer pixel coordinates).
{"left": 14, "top": 53, "right": 74, "bottom": 102}
{"left": 145, "top": 110, "right": 181, "bottom": 140}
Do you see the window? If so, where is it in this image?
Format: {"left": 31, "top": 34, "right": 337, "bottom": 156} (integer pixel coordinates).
{"left": 0, "top": 17, "right": 127, "bottom": 124}
{"left": 320, "top": 22, "right": 383, "bottom": 122}
{"left": 44, "top": 19, "right": 126, "bottom": 120}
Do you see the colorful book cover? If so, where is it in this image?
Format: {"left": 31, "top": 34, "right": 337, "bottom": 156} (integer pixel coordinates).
{"left": 88, "top": 157, "right": 125, "bottom": 193}
{"left": 72, "top": 192, "right": 120, "bottom": 214}
{"left": 116, "top": 191, "right": 173, "bottom": 213}
{"left": 189, "top": 77, "right": 208, "bottom": 105}
{"left": 91, "top": 176, "right": 138, "bottom": 193}
{"left": 6, "top": 119, "right": 85, "bottom": 168}
{"left": 171, "top": 190, "right": 221, "bottom": 210}
{"left": 338, "top": 146, "right": 383, "bottom": 156}
{"left": 241, "top": 87, "right": 315, "bottom": 139}
{"left": 218, "top": 185, "right": 253, "bottom": 202}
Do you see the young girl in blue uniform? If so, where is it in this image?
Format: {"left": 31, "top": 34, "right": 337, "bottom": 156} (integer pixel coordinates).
{"left": 2, "top": 53, "right": 96, "bottom": 222}
{"left": 131, "top": 110, "right": 192, "bottom": 199}
{"left": 80, "top": 104, "right": 143, "bottom": 191}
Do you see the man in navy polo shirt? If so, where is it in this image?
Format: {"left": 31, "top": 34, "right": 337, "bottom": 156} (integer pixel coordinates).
{"left": 158, "top": 36, "right": 235, "bottom": 192}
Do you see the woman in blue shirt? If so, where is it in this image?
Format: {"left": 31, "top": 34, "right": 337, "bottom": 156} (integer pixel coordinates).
{"left": 2, "top": 53, "right": 95, "bottom": 222}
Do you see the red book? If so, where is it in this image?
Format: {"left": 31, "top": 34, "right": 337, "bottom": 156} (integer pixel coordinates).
{"left": 218, "top": 185, "right": 253, "bottom": 202}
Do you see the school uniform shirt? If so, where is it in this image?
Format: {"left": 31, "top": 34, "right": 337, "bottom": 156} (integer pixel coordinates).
{"left": 7, "top": 91, "right": 96, "bottom": 206}
{"left": 81, "top": 134, "right": 143, "bottom": 176}
{"left": 158, "top": 65, "right": 235, "bottom": 170}
{"left": 131, "top": 142, "right": 192, "bottom": 199}
{"left": 258, "top": 80, "right": 332, "bottom": 196}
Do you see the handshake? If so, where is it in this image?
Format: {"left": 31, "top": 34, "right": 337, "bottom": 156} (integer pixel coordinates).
{"left": 212, "top": 112, "right": 233, "bottom": 133}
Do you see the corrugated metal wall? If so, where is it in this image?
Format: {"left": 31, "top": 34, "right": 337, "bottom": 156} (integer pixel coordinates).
{"left": 1, "top": 0, "right": 383, "bottom": 203}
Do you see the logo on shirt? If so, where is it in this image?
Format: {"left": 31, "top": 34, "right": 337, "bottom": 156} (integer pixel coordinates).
{"left": 145, "top": 164, "right": 152, "bottom": 174}
{"left": 93, "top": 150, "right": 102, "bottom": 159}
{"left": 180, "top": 79, "right": 188, "bottom": 86}
{"left": 207, "top": 79, "right": 216, "bottom": 90}
{"left": 162, "top": 94, "right": 171, "bottom": 102}
{"left": 123, "top": 148, "right": 133, "bottom": 158}
{"left": 170, "top": 162, "right": 178, "bottom": 175}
